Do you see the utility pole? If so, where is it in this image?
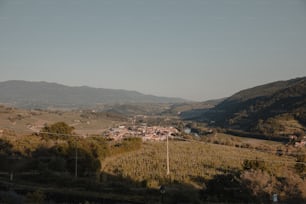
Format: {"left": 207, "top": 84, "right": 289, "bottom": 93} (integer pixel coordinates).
{"left": 75, "top": 137, "right": 78, "bottom": 178}
{"left": 166, "top": 133, "right": 170, "bottom": 175}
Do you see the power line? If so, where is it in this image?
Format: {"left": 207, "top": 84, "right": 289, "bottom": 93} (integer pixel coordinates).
{"left": 2, "top": 126, "right": 306, "bottom": 149}
{"left": 2, "top": 128, "right": 306, "bottom": 160}
{"left": 170, "top": 136, "right": 306, "bottom": 155}
{"left": 2, "top": 126, "right": 306, "bottom": 156}
{"left": 2, "top": 127, "right": 306, "bottom": 157}
{"left": 169, "top": 136, "right": 306, "bottom": 165}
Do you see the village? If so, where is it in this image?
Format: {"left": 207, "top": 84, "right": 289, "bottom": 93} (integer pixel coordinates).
{"left": 103, "top": 124, "right": 180, "bottom": 141}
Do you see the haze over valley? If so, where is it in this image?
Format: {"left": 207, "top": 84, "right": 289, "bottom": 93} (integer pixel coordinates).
{"left": 1, "top": 0, "right": 306, "bottom": 203}
{"left": 1, "top": 76, "right": 306, "bottom": 203}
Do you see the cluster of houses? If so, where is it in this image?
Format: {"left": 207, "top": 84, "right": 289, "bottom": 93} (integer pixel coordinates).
{"left": 289, "top": 135, "right": 306, "bottom": 147}
{"left": 294, "top": 138, "right": 306, "bottom": 147}
{"left": 103, "top": 125, "right": 179, "bottom": 141}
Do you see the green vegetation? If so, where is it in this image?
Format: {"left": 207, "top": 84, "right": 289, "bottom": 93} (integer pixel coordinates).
{"left": 102, "top": 141, "right": 306, "bottom": 202}
{"left": 185, "top": 77, "right": 306, "bottom": 138}
{"left": 103, "top": 141, "right": 293, "bottom": 183}
{"left": 110, "top": 137, "right": 142, "bottom": 155}
{"left": 0, "top": 122, "right": 144, "bottom": 203}
{"left": 295, "top": 149, "right": 306, "bottom": 176}
{"left": 0, "top": 121, "right": 305, "bottom": 203}
{"left": 40, "top": 121, "right": 75, "bottom": 139}
{"left": 243, "top": 158, "right": 267, "bottom": 171}
{"left": 0, "top": 126, "right": 143, "bottom": 179}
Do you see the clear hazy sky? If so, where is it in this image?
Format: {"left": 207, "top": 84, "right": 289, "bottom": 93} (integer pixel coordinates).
{"left": 1, "top": 0, "right": 306, "bottom": 101}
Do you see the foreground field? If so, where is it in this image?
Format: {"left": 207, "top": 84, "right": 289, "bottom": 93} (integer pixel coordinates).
{"left": 1, "top": 127, "right": 305, "bottom": 203}
{"left": 103, "top": 140, "right": 306, "bottom": 202}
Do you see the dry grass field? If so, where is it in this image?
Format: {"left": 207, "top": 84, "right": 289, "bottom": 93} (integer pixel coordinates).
{"left": 103, "top": 141, "right": 295, "bottom": 184}
{"left": 0, "top": 105, "right": 122, "bottom": 136}
{"left": 1, "top": 105, "right": 305, "bottom": 203}
{"left": 102, "top": 140, "right": 306, "bottom": 202}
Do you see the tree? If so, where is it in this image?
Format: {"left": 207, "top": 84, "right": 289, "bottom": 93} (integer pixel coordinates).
{"left": 40, "top": 122, "right": 74, "bottom": 139}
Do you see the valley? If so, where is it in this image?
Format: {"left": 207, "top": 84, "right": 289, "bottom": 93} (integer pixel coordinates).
{"left": 0, "top": 77, "right": 306, "bottom": 203}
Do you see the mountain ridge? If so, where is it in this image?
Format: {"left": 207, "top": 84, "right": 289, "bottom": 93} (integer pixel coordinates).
{"left": 0, "top": 80, "right": 187, "bottom": 109}
{"left": 183, "top": 76, "right": 306, "bottom": 137}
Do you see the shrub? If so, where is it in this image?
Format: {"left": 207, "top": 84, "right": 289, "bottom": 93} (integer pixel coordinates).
{"left": 110, "top": 137, "right": 142, "bottom": 155}
{"left": 25, "top": 190, "right": 45, "bottom": 204}
{"left": 294, "top": 153, "right": 306, "bottom": 175}
{"left": 145, "top": 179, "right": 160, "bottom": 188}
{"left": 40, "top": 122, "right": 74, "bottom": 139}
{"left": 243, "top": 159, "right": 267, "bottom": 171}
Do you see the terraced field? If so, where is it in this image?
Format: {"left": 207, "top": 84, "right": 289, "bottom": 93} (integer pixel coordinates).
{"left": 103, "top": 140, "right": 296, "bottom": 188}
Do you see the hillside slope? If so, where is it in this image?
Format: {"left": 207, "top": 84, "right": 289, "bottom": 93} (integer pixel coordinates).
{"left": 0, "top": 80, "right": 186, "bottom": 109}
{"left": 186, "top": 77, "right": 306, "bottom": 137}
{"left": 0, "top": 105, "right": 126, "bottom": 136}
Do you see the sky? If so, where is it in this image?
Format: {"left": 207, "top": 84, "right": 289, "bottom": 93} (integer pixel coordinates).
{"left": 0, "top": 0, "right": 306, "bottom": 101}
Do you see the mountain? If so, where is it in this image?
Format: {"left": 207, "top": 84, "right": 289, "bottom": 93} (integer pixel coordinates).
{"left": 169, "top": 98, "right": 225, "bottom": 119}
{"left": 184, "top": 77, "right": 306, "bottom": 137}
{"left": 0, "top": 80, "right": 187, "bottom": 109}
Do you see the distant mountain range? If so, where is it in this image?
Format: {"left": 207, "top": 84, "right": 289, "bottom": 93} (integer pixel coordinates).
{"left": 0, "top": 80, "right": 187, "bottom": 109}
{"left": 183, "top": 77, "right": 306, "bottom": 137}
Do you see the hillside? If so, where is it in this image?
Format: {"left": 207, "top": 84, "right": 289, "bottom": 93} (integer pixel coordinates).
{"left": 0, "top": 80, "right": 186, "bottom": 109}
{"left": 102, "top": 141, "right": 305, "bottom": 203}
{"left": 172, "top": 98, "right": 225, "bottom": 119}
{"left": 0, "top": 105, "right": 126, "bottom": 136}
{"left": 1, "top": 132, "right": 305, "bottom": 203}
{"left": 185, "top": 77, "right": 306, "bottom": 137}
